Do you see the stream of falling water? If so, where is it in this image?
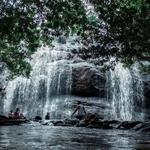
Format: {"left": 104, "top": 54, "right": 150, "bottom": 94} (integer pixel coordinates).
{"left": 3, "top": 36, "right": 80, "bottom": 119}
{"left": 109, "top": 63, "right": 144, "bottom": 121}
{"left": 82, "top": 0, "right": 145, "bottom": 121}
{"left": 1, "top": 1, "right": 145, "bottom": 121}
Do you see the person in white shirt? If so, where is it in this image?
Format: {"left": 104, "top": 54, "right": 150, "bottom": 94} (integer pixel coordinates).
{"left": 71, "top": 101, "right": 86, "bottom": 120}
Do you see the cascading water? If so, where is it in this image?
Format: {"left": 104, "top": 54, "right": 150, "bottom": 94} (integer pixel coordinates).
{"left": 82, "top": 0, "right": 145, "bottom": 121}
{"left": 109, "top": 63, "right": 144, "bottom": 121}
{"left": 1, "top": 1, "right": 146, "bottom": 122}
{"left": 3, "top": 36, "right": 80, "bottom": 119}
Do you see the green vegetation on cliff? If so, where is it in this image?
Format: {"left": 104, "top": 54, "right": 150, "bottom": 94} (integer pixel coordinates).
{"left": 0, "top": 0, "right": 149, "bottom": 76}
{"left": 0, "top": 0, "right": 87, "bottom": 77}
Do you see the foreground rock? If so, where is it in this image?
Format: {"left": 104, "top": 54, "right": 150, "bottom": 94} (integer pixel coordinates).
{"left": 43, "top": 113, "right": 150, "bottom": 132}
{"left": 0, "top": 115, "right": 28, "bottom": 126}
{"left": 50, "top": 113, "right": 120, "bottom": 129}
{"left": 117, "top": 121, "right": 142, "bottom": 129}
{"left": 53, "top": 119, "right": 80, "bottom": 127}
{"left": 50, "top": 119, "right": 150, "bottom": 131}
{"left": 133, "top": 122, "right": 150, "bottom": 132}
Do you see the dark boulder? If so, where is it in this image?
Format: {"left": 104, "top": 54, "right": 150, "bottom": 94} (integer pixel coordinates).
{"left": 143, "top": 75, "right": 150, "bottom": 108}
{"left": 64, "top": 118, "right": 79, "bottom": 125}
{"left": 134, "top": 122, "right": 150, "bottom": 132}
{"left": 53, "top": 119, "right": 79, "bottom": 126}
{"left": 53, "top": 120, "right": 64, "bottom": 126}
{"left": 34, "top": 116, "right": 42, "bottom": 122}
{"left": 0, "top": 115, "right": 8, "bottom": 119}
{"left": 85, "top": 120, "right": 114, "bottom": 129}
{"left": 101, "top": 120, "right": 120, "bottom": 129}
{"left": 97, "top": 120, "right": 114, "bottom": 129}
{"left": 0, "top": 118, "right": 28, "bottom": 126}
{"left": 133, "top": 123, "right": 144, "bottom": 131}
{"left": 77, "top": 113, "right": 114, "bottom": 129}
{"left": 117, "top": 121, "right": 142, "bottom": 129}
{"left": 72, "top": 65, "right": 106, "bottom": 97}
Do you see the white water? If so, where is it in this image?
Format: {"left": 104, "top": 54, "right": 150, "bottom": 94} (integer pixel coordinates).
{"left": 1, "top": 0, "right": 145, "bottom": 121}
{"left": 110, "top": 63, "right": 144, "bottom": 121}
{"left": 2, "top": 41, "right": 145, "bottom": 120}
{"left": 3, "top": 36, "right": 80, "bottom": 119}
{"left": 82, "top": 0, "right": 145, "bottom": 121}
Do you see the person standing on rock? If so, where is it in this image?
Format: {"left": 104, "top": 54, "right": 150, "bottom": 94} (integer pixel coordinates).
{"left": 71, "top": 101, "right": 86, "bottom": 120}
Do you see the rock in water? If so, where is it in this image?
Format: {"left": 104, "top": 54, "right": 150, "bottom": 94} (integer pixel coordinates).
{"left": 34, "top": 116, "right": 42, "bottom": 122}
{"left": 117, "top": 121, "right": 142, "bottom": 129}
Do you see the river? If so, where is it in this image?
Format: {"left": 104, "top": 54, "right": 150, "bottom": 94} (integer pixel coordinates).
{"left": 0, "top": 125, "right": 150, "bottom": 150}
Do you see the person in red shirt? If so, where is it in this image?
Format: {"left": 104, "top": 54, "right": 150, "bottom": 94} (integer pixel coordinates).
{"left": 14, "top": 108, "right": 20, "bottom": 119}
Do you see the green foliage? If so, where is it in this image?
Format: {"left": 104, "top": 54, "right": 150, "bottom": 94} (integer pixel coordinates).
{"left": 1, "top": 45, "right": 32, "bottom": 77}
{"left": 82, "top": 0, "right": 150, "bottom": 67}
{"left": 139, "top": 62, "right": 150, "bottom": 75}
{"left": 0, "top": 0, "right": 150, "bottom": 76}
{"left": 87, "top": 15, "right": 100, "bottom": 27}
{"left": 0, "top": 0, "right": 88, "bottom": 77}
{"left": 119, "top": 0, "right": 143, "bottom": 10}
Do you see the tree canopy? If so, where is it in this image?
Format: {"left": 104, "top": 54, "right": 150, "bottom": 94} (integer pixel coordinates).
{"left": 79, "top": 0, "right": 150, "bottom": 70}
{"left": 0, "top": 0, "right": 87, "bottom": 77}
{"left": 0, "top": 0, "right": 150, "bottom": 76}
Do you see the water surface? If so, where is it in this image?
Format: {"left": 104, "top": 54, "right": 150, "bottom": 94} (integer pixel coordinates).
{"left": 0, "top": 125, "right": 150, "bottom": 150}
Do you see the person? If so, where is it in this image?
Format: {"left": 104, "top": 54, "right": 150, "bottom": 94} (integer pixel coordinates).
{"left": 8, "top": 110, "right": 14, "bottom": 119}
{"left": 0, "top": 87, "right": 6, "bottom": 95}
{"left": 71, "top": 101, "right": 86, "bottom": 120}
{"left": 45, "top": 112, "right": 50, "bottom": 120}
{"left": 14, "top": 108, "right": 20, "bottom": 119}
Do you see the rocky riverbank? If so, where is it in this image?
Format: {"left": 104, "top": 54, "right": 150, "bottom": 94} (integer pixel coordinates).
{"left": 41, "top": 113, "right": 150, "bottom": 133}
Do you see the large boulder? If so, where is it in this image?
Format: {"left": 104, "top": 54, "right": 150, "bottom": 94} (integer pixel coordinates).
{"left": 71, "top": 65, "right": 106, "bottom": 97}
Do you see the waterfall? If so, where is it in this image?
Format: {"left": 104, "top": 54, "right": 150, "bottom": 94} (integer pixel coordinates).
{"left": 3, "top": 36, "right": 80, "bottom": 119}
{"left": 82, "top": 0, "right": 145, "bottom": 121}
{"left": 109, "top": 63, "right": 144, "bottom": 121}
{"left": 1, "top": 1, "right": 146, "bottom": 121}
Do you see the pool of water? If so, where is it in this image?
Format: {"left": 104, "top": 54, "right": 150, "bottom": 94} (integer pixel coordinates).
{"left": 0, "top": 124, "right": 150, "bottom": 150}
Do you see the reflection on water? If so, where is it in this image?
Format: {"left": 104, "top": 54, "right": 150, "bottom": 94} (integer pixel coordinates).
{"left": 0, "top": 125, "right": 150, "bottom": 150}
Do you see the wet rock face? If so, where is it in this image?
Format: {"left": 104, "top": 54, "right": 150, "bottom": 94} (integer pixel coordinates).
{"left": 71, "top": 65, "right": 106, "bottom": 97}
{"left": 144, "top": 82, "right": 150, "bottom": 107}
{"left": 143, "top": 75, "right": 150, "bottom": 108}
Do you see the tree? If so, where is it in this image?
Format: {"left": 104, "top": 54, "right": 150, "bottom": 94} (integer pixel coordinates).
{"left": 79, "top": 0, "right": 150, "bottom": 71}
{"left": 0, "top": 0, "right": 87, "bottom": 77}
{"left": 0, "top": 0, "right": 150, "bottom": 76}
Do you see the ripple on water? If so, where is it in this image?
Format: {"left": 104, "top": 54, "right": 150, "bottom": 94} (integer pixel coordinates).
{"left": 0, "top": 125, "right": 150, "bottom": 150}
